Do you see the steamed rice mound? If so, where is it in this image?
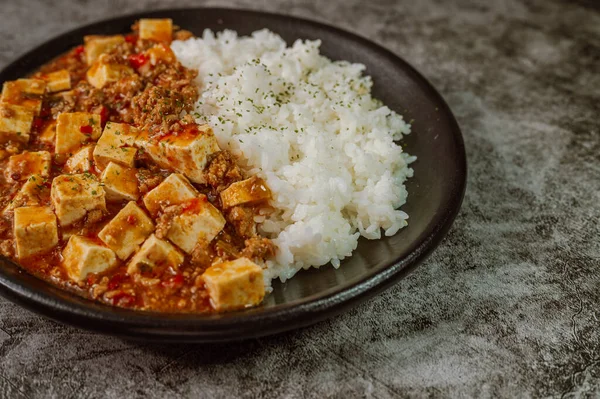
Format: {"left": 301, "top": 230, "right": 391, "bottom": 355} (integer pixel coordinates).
{"left": 172, "top": 29, "right": 415, "bottom": 284}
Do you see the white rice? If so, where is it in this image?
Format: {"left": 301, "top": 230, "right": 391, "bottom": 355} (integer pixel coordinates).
{"left": 171, "top": 29, "right": 415, "bottom": 284}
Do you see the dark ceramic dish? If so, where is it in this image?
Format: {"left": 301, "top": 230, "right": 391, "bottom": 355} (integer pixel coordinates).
{"left": 0, "top": 8, "right": 466, "bottom": 342}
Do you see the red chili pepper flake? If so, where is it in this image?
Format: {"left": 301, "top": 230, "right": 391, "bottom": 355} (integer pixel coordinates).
{"left": 74, "top": 45, "right": 85, "bottom": 56}
{"left": 172, "top": 274, "right": 184, "bottom": 284}
{"left": 80, "top": 125, "right": 93, "bottom": 135}
{"left": 125, "top": 34, "right": 137, "bottom": 44}
{"left": 181, "top": 198, "right": 200, "bottom": 212}
{"left": 161, "top": 274, "right": 184, "bottom": 289}
{"left": 128, "top": 53, "right": 149, "bottom": 69}
{"left": 126, "top": 215, "right": 137, "bottom": 225}
{"left": 39, "top": 106, "right": 51, "bottom": 118}
{"left": 99, "top": 106, "right": 109, "bottom": 127}
{"left": 107, "top": 274, "right": 125, "bottom": 290}
{"left": 32, "top": 117, "right": 44, "bottom": 131}
{"left": 111, "top": 292, "right": 136, "bottom": 307}
{"left": 183, "top": 124, "right": 199, "bottom": 137}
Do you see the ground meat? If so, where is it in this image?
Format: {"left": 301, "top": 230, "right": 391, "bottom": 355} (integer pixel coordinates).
{"left": 154, "top": 204, "right": 183, "bottom": 239}
{"left": 190, "top": 238, "right": 212, "bottom": 268}
{"left": 137, "top": 54, "right": 198, "bottom": 115}
{"left": 226, "top": 206, "right": 257, "bottom": 238}
{"left": 0, "top": 240, "right": 14, "bottom": 258}
{"left": 131, "top": 85, "right": 189, "bottom": 131}
{"left": 103, "top": 74, "right": 144, "bottom": 115}
{"left": 151, "top": 64, "right": 197, "bottom": 101}
{"left": 205, "top": 151, "right": 243, "bottom": 192}
{"left": 69, "top": 209, "right": 107, "bottom": 236}
{"left": 0, "top": 215, "right": 12, "bottom": 237}
{"left": 209, "top": 235, "right": 241, "bottom": 263}
{"left": 0, "top": 107, "right": 14, "bottom": 118}
{"left": 103, "top": 41, "right": 135, "bottom": 62}
{"left": 47, "top": 91, "right": 76, "bottom": 115}
{"left": 136, "top": 168, "right": 165, "bottom": 195}
{"left": 241, "top": 237, "right": 276, "bottom": 261}
{"left": 167, "top": 114, "right": 195, "bottom": 133}
{"left": 86, "top": 209, "right": 105, "bottom": 224}
{"left": 72, "top": 81, "right": 105, "bottom": 112}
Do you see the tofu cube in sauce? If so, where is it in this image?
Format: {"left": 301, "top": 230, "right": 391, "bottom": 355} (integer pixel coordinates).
{"left": 87, "top": 55, "right": 134, "bottom": 89}
{"left": 98, "top": 201, "right": 154, "bottom": 260}
{"left": 14, "top": 206, "right": 58, "bottom": 259}
{"left": 100, "top": 162, "right": 139, "bottom": 202}
{"left": 1, "top": 79, "right": 46, "bottom": 115}
{"left": 50, "top": 174, "right": 106, "bottom": 226}
{"left": 135, "top": 124, "right": 220, "bottom": 184}
{"left": 4, "top": 175, "right": 49, "bottom": 212}
{"left": 127, "top": 234, "right": 184, "bottom": 276}
{"left": 220, "top": 176, "right": 271, "bottom": 209}
{"left": 202, "top": 258, "right": 265, "bottom": 311}
{"left": 143, "top": 173, "right": 198, "bottom": 216}
{"left": 55, "top": 112, "right": 101, "bottom": 155}
{"left": 165, "top": 197, "right": 226, "bottom": 254}
{"left": 6, "top": 150, "right": 51, "bottom": 182}
{"left": 0, "top": 103, "right": 34, "bottom": 143}
{"left": 64, "top": 145, "right": 94, "bottom": 174}
{"left": 62, "top": 235, "right": 117, "bottom": 281}
{"left": 93, "top": 122, "right": 138, "bottom": 170}
{"left": 84, "top": 35, "right": 125, "bottom": 65}
{"left": 138, "top": 19, "right": 173, "bottom": 43}
{"left": 41, "top": 70, "right": 71, "bottom": 93}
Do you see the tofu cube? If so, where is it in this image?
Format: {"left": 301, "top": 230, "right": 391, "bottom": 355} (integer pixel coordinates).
{"left": 98, "top": 122, "right": 138, "bottom": 146}
{"left": 65, "top": 145, "right": 94, "bottom": 173}
{"left": 1, "top": 79, "right": 46, "bottom": 114}
{"left": 93, "top": 122, "right": 138, "bottom": 170}
{"left": 4, "top": 175, "right": 50, "bottom": 212}
{"left": 98, "top": 201, "right": 154, "bottom": 260}
{"left": 55, "top": 112, "right": 102, "bottom": 155}
{"left": 86, "top": 56, "right": 134, "bottom": 89}
{"left": 13, "top": 206, "right": 58, "bottom": 259}
{"left": 2, "top": 79, "right": 46, "bottom": 96}
{"left": 135, "top": 124, "right": 220, "bottom": 184}
{"left": 202, "top": 257, "right": 265, "bottom": 311}
{"left": 0, "top": 104, "right": 34, "bottom": 143}
{"left": 166, "top": 197, "right": 225, "bottom": 253}
{"left": 146, "top": 44, "right": 176, "bottom": 65}
{"left": 220, "top": 176, "right": 271, "bottom": 209}
{"left": 100, "top": 162, "right": 139, "bottom": 202}
{"left": 84, "top": 35, "right": 125, "bottom": 65}
{"left": 6, "top": 151, "right": 51, "bottom": 182}
{"left": 38, "top": 120, "right": 56, "bottom": 144}
{"left": 138, "top": 19, "right": 173, "bottom": 43}
{"left": 51, "top": 174, "right": 106, "bottom": 226}
{"left": 127, "top": 234, "right": 184, "bottom": 275}
{"left": 41, "top": 70, "right": 71, "bottom": 92}
{"left": 142, "top": 173, "right": 198, "bottom": 216}
{"left": 62, "top": 235, "right": 117, "bottom": 281}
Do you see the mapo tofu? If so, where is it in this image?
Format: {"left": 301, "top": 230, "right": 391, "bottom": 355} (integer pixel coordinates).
{"left": 0, "top": 19, "right": 276, "bottom": 313}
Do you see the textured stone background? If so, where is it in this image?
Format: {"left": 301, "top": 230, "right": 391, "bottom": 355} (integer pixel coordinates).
{"left": 1, "top": 0, "right": 599, "bottom": 397}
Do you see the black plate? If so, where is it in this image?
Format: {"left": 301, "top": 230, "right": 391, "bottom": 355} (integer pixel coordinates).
{"left": 0, "top": 8, "right": 466, "bottom": 342}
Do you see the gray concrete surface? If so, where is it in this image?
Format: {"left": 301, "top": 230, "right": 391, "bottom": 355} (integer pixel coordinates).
{"left": 1, "top": 0, "right": 599, "bottom": 397}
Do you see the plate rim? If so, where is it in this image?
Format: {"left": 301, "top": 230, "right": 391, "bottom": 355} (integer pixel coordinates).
{"left": 0, "top": 6, "right": 467, "bottom": 342}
